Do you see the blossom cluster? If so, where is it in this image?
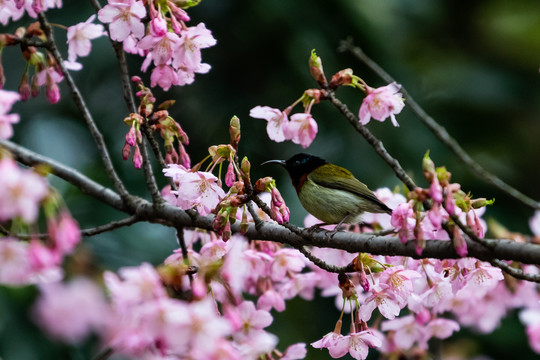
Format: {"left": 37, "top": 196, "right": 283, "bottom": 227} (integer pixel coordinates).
{"left": 250, "top": 55, "right": 405, "bottom": 149}
{"left": 97, "top": 0, "right": 216, "bottom": 90}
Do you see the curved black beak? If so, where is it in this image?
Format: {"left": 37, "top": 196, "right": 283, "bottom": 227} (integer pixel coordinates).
{"left": 261, "top": 159, "right": 286, "bottom": 166}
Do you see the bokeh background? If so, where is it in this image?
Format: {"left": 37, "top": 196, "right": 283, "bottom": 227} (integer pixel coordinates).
{"left": 2, "top": 0, "right": 540, "bottom": 358}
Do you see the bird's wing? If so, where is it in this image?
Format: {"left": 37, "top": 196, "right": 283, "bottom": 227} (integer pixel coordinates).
{"left": 309, "top": 166, "right": 392, "bottom": 214}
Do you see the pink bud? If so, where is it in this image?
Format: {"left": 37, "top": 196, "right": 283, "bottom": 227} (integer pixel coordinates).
{"left": 452, "top": 226, "right": 468, "bottom": 257}
{"left": 133, "top": 145, "right": 142, "bottom": 169}
{"left": 125, "top": 127, "right": 137, "bottom": 146}
{"left": 429, "top": 177, "right": 443, "bottom": 203}
{"left": 46, "top": 81, "right": 60, "bottom": 104}
{"left": 279, "top": 204, "right": 290, "bottom": 223}
{"left": 150, "top": 17, "right": 168, "bottom": 37}
{"left": 18, "top": 75, "right": 31, "bottom": 101}
{"left": 359, "top": 270, "right": 370, "bottom": 292}
{"left": 225, "top": 162, "right": 235, "bottom": 188}
{"left": 122, "top": 142, "right": 131, "bottom": 160}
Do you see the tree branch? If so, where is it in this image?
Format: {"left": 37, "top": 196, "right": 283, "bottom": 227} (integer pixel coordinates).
{"left": 37, "top": 12, "right": 132, "bottom": 205}
{"left": 5, "top": 139, "right": 540, "bottom": 279}
{"left": 339, "top": 39, "right": 540, "bottom": 211}
{"left": 0, "top": 139, "right": 126, "bottom": 212}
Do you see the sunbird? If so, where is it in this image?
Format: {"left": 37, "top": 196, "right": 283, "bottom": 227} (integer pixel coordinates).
{"left": 263, "top": 153, "right": 392, "bottom": 226}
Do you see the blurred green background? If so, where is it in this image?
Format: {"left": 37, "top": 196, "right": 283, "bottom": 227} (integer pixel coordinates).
{"left": 2, "top": 0, "right": 540, "bottom": 358}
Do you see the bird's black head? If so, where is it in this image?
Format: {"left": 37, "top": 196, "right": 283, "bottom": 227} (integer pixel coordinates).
{"left": 283, "top": 153, "right": 327, "bottom": 176}
{"left": 262, "top": 153, "right": 327, "bottom": 190}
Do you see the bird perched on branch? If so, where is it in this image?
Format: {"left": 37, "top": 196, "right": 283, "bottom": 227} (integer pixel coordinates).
{"left": 262, "top": 153, "right": 392, "bottom": 227}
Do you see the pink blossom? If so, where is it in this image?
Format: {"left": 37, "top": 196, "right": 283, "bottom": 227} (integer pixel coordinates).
{"left": 257, "top": 289, "right": 286, "bottom": 312}
{"left": 527, "top": 323, "right": 540, "bottom": 354}
{"left": 359, "top": 82, "right": 404, "bottom": 127}
{"left": 0, "top": 238, "right": 33, "bottom": 284}
{"left": 48, "top": 211, "right": 81, "bottom": 256}
{"left": 425, "top": 318, "right": 460, "bottom": 340}
{"left": 33, "top": 277, "right": 109, "bottom": 343}
{"left": 0, "top": 89, "right": 21, "bottom": 139}
{"left": 232, "top": 301, "right": 273, "bottom": 341}
{"left": 173, "top": 22, "right": 217, "bottom": 72}
{"left": 0, "top": 1, "right": 25, "bottom": 25}
{"left": 311, "top": 331, "right": 346, "bottom": 358}
{"left": 0, "top": 157, "right": 48, "bottom": 222}
{"left": 97, "top": 0, "right": 146, "bottom": 42}
{"left": 282, "top": 343, "right": 307, "bottom": 360}
{"left": 456, "top": 262, "right": 503, "bottom": 299}
{"left": 270, "top": 248, "right": 305, "bottom": 281}
{"left": 164, "top": 167, "right": 226, "bottom": 216}
{"left": 28, "top": 239, "right": 60, "bottom": 272}
{"left": 333, "top": 331, "right": 382, "bottom": 360}
{"left": 390, "top": 202, "right": 414, "bottom": 243}
{"left": 359, "top": 284, "right": 402, "bottom": 321}
{"left": 378, "top": 265, "right": 421, "bottom": 304}
{"left": 104, "top": 263, "right": 168, "bottom": 308}
{"left": 182, "top": 298, "right": 232, "bottom": 354}
{"left": 249, "top": 106, "right": 289, "bottom": 142}
{"left": 66, "top": 15, "right": 105, "bottom": 63}
{"left": 530, "top": 210, "right": 540, "bottom": 236}
{"left": 0, "top": 0, "right": 61, "bottom": 24}
{"left": 138, "top": 17, "right": 181, "bottom": 66}
{"left": 381, "top": 315, "right": 427, "bottom": 350}
{"left": 283, "top": 113, "right": 318, "bottom": 148}
{"left": 36, "top": 66, "right": 64, "bottom": 104}
{"left": 279, "top": 272, "right": 318, "bottom": 301}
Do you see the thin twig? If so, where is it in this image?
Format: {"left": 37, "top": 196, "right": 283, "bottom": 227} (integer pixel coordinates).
{"left": 91, "top": 347, "right": 114, "bottom": 360}
{"left": 295, "top": 245, "right": 355, "bottom": 273}
{"left": 325, "top": 90, "right": 417, "bottom": 192}
{"left": 11, "top": 215, "right": 141, "bottom": 240}
{"left": 37, "top": 13, "right": 132, "bottom": 205}
{"left": 490, "top": 259, "right": 540, "bottom": 282}
{"left": 340, "top": 39, "right": 540, "bottom": 211}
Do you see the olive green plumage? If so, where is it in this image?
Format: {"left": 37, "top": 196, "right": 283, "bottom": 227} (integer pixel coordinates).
{"left": 263, "top": 153, "right": 392, "bottom": 225}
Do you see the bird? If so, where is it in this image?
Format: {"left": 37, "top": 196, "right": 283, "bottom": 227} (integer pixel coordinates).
{"left": 262, "top": 153, "right": 392, "bottom": 227}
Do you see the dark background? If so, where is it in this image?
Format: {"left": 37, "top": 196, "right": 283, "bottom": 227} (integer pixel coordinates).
{"left": 2, "top": 0, "right": 540, "bottom": 358}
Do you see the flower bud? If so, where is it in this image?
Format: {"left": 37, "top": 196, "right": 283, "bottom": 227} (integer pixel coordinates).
{"left": 225, "top": 162, "right": 236, "bottom": 187}
{"left": 308, "top": 49, "right": 327, "bottom": 87}
{"left": 229, "top": 115, "right": 241, "bottom": 150}
{"left": 422, "top": 150, "right": 435, "bottom": 182}
{"left": 240, "top": 157, "right": 250, "bottom": 183}
{"left": 132, "top": 145, "right": 142, "bottom": 169}
{"left": 471, "top": 198, "right": 495, "bottom": 209}
{"left": 18, "top": 73, "right": 30, "bottom": 101}
{"left": 329, "top": 68, "right": 354, "bottom": 89}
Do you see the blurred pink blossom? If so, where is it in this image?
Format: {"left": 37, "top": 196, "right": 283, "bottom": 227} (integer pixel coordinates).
{"left": 0, "top": 157, "right": 48, "bottom": 222}
{"left": 33, "top": 278, "right": 109, "bottom": 343}
{"left": 0, "top": 89, "right": 21, "bottom": 139}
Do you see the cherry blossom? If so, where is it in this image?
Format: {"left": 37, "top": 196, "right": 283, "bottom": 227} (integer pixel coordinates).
{"left": 333, "top": 331, "right": 382, "bottom": 360}
{"left": 33, "top": 278, "right": 109, "bottom": 343}
{"left": 66, "top": 15, "right": 105, "bottom": 63}
{"left": 249, "top": 106, "right": 289, "bottom": 142}
{"left": 0, "top": 89, "right": 20, "bottom": 139}
{"left": 359, "top": 82, "right": 404, "bottom": 127}
{"left": 0, "top": 157, "right": 48, "bottom": 222}
{"left": 283, "top": 112, "right": 318, "bottom": 148}
{"left": 97, "top": 0, "right": 146, "bottom": 42}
